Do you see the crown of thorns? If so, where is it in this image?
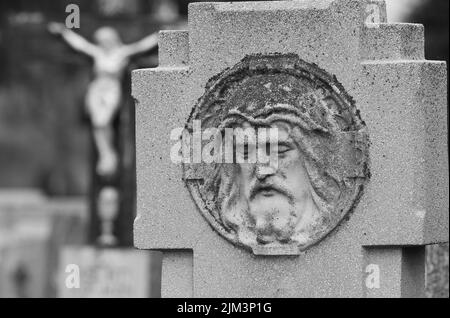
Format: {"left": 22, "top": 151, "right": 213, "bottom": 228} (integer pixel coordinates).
{"left": 186, "top": 54, "right": 369, "bottom": 180}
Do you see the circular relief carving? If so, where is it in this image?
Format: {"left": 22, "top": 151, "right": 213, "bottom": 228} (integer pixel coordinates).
{"left": 183, "top": 54, "right": 370, "bottom": 255}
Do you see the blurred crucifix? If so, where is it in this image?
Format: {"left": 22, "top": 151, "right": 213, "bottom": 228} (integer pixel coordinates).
{"left": 48, "top": 23, "right": 158, "bottom": 246}
{"left": 48, "top": 23, "right": 158, "bottom": 177}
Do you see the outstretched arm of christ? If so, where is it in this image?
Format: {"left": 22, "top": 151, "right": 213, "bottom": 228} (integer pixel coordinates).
{"left": 121, "top": 33, "right": 159, "bottom": 57}
{"left": 48, "top": 22, "right": 99, "bottom": 57}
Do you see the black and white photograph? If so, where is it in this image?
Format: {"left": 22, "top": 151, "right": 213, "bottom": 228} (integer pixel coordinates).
{"left": 0, "top": 0, "right": 448, "bottom": 304}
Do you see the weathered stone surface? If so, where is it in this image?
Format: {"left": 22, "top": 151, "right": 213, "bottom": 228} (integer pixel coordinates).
{"left": 361, "top": 23, "right": 424, "bottom": 61}
{"left": 133, "top": 0, "right": 448, "bottom": 298}
{"left": 183, "top": 53, "right": 370, "bottom": 255}
{"left": 158, "top": 31, "right": 190, "bottom": 67}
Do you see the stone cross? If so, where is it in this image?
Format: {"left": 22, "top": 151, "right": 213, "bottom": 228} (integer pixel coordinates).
{"left": 133, "top": 0, "right": 448, "bottom": 298}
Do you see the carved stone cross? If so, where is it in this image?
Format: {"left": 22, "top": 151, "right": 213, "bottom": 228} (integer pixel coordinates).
{"left": 133, "top": 0, "right": 448, "bottom": 298}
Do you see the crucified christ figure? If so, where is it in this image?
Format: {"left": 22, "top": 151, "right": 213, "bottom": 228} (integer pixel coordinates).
{"left": 49, "top": 23, "right": 158, "bottom": 176}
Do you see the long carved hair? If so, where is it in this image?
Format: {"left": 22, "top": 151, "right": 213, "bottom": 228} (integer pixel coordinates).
{"left": 185, "top": 54, "right": 370, "bottom": 249}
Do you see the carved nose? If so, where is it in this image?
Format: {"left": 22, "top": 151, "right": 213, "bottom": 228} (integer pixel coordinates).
{"left": 255, "top": 164, "right": 276, "bottom": 180}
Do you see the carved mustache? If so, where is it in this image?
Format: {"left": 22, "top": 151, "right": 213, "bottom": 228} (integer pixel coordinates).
{"left": 249, "top": 181, "right": 295, "bottom": 203}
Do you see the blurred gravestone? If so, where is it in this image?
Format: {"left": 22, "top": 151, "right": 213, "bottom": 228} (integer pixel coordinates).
{"left": 0, "top": 190, "right": 48, "bottom": 298}
{"left": 0, "top": 190, "right": 86, "bottom": 298}
{"left": 58, "top": 247, "right": 160, "bottom": 298}
{"left": 133, "top": 0, "right": 448, "bottom": 298}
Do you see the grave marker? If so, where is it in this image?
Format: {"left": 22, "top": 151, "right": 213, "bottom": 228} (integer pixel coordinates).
{"left": 133, "top": 0, "right": 448, "bottom": 298}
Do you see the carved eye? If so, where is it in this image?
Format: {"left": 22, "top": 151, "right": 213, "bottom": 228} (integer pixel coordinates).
{"left": 277, "top": 143, "right": 292, "bottom": 155}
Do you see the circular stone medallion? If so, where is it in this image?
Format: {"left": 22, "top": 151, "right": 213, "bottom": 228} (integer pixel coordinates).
{"left": 183, "top": 54, "right": 370, "bottom": 255}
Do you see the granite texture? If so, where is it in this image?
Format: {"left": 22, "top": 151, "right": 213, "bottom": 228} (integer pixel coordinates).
{"left": 133, "top": 0, "right": 448, "bottom": 298}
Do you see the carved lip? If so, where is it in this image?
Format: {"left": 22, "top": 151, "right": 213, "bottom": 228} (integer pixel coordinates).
{"left": 250, "top": 184, "right": 291, "bottom": 201}
{"left": 252, "top": 186, "right": 280, "bottom": 198}
{"left": 257, "top": 188, "right": 277, "bottom": 197}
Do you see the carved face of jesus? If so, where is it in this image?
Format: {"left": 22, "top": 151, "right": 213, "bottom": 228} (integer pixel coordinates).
{"left": 229, "top": 121, "right": 320, "bottom": 244}
{"left": 186, "top": 54, "right": 370, "bottom": 254}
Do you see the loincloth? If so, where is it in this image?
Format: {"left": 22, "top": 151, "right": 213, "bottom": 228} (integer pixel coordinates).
{"left": 85, "top": 77, "right": 122, "bottom": 127}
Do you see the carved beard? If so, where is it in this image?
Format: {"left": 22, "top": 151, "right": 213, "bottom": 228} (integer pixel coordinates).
{"left": 217, "top": 165, "right": 309, "bottom": 246}
{"left": 246, "top": 198, "right": 299, "bottom": 244}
